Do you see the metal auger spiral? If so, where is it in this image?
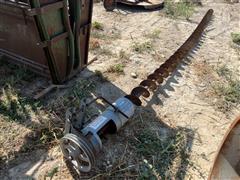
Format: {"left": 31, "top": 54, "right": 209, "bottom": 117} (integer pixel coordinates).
{"left": 125, "top": 9, "right": 214, "bottom": 106}
{"left": 61, "top": 9, "right": 214, "bottom": 173}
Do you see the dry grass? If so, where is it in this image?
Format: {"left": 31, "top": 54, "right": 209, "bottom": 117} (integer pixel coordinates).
{"left": 89, "top": 38, "right": 101, "bottom": 51}
{"left": 144, "top": 29, "right": 161, "bottom": 39}
{"left": 194, "top": 62, "right": 240, "bottom": 111}
{"left": 164, "top": 0, "right": 195, "bottom": 20}
{"left": 84, "top": 108, "right": 194, "bottom": 179}
{"left": 0, "top": 61, "right": 96, "bottom": 177}
{"left": 132, "top": 128, "right": 190, "bottom": 179}
{"left": 118, "top": 50, "right": 130, "bottom": 61}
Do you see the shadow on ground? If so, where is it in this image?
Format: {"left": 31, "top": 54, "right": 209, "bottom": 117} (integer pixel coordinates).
{"left": 0, "top": 51, "right": 195, "bottom": 179}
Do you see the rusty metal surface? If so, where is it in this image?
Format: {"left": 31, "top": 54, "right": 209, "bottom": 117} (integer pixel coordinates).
{"left": 103, "top": 0, "right": 116, "bottom": 11}
{"left": 0, "top": 0, "right": 93, "bottom": 84}
{"left": 103, "top": 0, "right": 163, "bottom": 10}
{"left": 0, "top": 1, "right": 50, "bottom": 75}
{"left": 119, "top": 0, "right": 164, "bottom": 9}
{"left": 26, "top": 0, "right": 73, "bottom": 84}
{"left": 208, "top": 116, "right": 240, "bottom": 180}
{"left": 125, "top": 9, "right": 214, "bottom": 106}
{"left": 65, "top": 0, "right": 93, "bottom": 79}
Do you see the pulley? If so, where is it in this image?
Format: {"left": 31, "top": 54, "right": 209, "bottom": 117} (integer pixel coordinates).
{"left": 60, "top": 133, "right": 95, "bottom": 173}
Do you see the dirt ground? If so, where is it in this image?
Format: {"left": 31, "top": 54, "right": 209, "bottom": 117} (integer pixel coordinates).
{"left": 0, "top": 0, "right": 240, "bottom": 179}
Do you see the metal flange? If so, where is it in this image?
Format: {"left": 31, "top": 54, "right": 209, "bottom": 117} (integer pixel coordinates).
{"left": 103, "top": 0, "right": 116, "bottom": 11}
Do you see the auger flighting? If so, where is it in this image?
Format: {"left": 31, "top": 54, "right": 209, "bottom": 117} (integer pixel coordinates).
{"left": 60, "top": 9, "right": 214, "bottom": 173}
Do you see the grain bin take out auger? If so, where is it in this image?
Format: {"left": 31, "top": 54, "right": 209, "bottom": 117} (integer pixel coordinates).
{"left": 60, "top": 9, "right": 214, "bottom": 173}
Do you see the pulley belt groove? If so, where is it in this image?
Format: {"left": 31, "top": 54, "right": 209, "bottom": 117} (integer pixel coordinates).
{"left": 126, "top": 9, "right": 214, "bottom": 106}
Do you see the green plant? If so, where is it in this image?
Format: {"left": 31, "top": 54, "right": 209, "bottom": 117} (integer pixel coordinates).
{"left": 214, "top": 65, "right": 240, "bottom": 105}
{"left": 39, "top": 128, "right": 57, "bottom": 144}
{"left": 92, "top": 21, "right": 104, "bottom": 30}
{"left": 95, "top": 70, "right": 108, "bottom": 82}
{"left": 224, "top": 81, "right": 240, "bottom": 103}
{"left": 133, "top": 129, "right": 190, "bottom": 179}
{"left": 132, "top": 41, "right": 153, "bottom": 53}
{"left": 49, "top": 79, "right": 95, "bottom": 113}
{"left": 214, "top": 81, "right": 240, "bottom": 104}
{"left": 217, "top": 65, "right": 232, "bottom": 80}
{"left": 72, "top": 80, "right": 96, "bottom": 102}
{"left": 164, "top": 0, "right": 194, "bottom": 19}
{"left": 0, "top": 85, "right": 40, "bottom": 122}
{"left": 106, "top": 64, "right": 125, "bottom": 74}
{"left": 0, "top": 62, "right": 36, "bottom": 87}
{"left": 46, "top": 167, "right": 59, "bottom": 179}
{"left": 231, "top": 32, "right": 240, "bottom": 45}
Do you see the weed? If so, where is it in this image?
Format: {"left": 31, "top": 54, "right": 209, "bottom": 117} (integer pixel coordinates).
{"left": 49, "top": 79, "right": 95, "bottom": 114}
{"left": 231, "top": 32, "right": 240, "bottom": 45}
{"left": 0, "top": 62, "right": 36, "bottom": 87}
{"left": 132, "top": 41, "right": 153, "bottom": 53}
{"left": 133, "top": 128, "right": 189, "bottom": 179}
{"left": 95, "top": 70, "right": 108, "bottom": 82}
{"left": 92, "top": 21, "right": 104, "bottom": 30}
{"left": 0, "top": 85, "right": 40, "bottom": 122}
{"left": 119, "top": 50, "right": 130, "bottom": 61}
{"left": 214, "top": 80, "right": 240, "bottom": 104}
{"left": 46, "top": 166, "right": 59, "bottom": 179}
{"left": 224, "top": 81, "right": 240, "bottom": 103}
{"left": 214, "top": 65, "right": 240, "bottom": 105}
{"left": 164, "top": 0, "right": 194, "bottom": 19}
{"left": 216, "top": 64, "right": 232, "bottom": 80}
{"left": 106, "top": 64, "right": 125, "bottom": 74}
{"left": 40, "top": 128, "right": 57, "bottom": 144}
{"left": 71, "top": 80, "right": 96, "bottom": 105}
{"left": 144, "top": 29, "right": 161, "bottom": 39}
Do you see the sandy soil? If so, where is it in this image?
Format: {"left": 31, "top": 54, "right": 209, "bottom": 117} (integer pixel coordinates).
{"left": 0, "top": 0, "right": 239, "bottom": 179}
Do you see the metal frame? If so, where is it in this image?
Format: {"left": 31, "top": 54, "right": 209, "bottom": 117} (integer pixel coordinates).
{"left": 0, "top": 0, "right": 93, "bottom": 84}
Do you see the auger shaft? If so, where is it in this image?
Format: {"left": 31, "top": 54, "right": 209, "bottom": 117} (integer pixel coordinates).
{"left": 125, "top": 9, "right": 213, "bottom": 106}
